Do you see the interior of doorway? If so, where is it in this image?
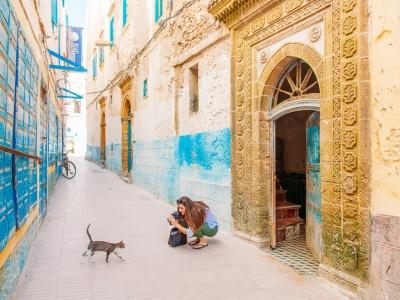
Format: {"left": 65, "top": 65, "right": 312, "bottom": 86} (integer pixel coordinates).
{"left": 268, "top": 109, "right": 321, "bottom": 275}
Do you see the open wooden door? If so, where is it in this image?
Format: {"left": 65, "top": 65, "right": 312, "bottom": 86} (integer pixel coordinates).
{"left": 306, "top": 111, "right": 322, "bottom": 261}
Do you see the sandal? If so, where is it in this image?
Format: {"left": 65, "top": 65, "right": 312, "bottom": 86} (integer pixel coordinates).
{"left": 193, "top": 243, "right": 208, "bottom": 250}
{"left": 188, "top": 239, "right": 200, "bottom": 246}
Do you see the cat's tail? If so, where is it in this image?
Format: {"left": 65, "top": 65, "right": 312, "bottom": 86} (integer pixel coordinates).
{"left": 86, "top": 223, "right": 93, "bottom": 242}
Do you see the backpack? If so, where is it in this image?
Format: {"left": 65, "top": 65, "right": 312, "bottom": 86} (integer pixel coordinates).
{"left": 168, "top": 227, "right": 187, "bottom": 247}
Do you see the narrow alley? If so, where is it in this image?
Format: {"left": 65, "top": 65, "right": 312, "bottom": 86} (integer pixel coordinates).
{"left": 13, "top": 158, "right": 346, "bottom": 300}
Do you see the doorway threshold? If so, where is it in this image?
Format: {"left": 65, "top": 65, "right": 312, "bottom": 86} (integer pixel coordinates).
{"left": 262, "top": 237, "right": 319, "bottom": 277}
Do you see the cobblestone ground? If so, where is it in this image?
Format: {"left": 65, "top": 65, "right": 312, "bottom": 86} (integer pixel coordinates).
{"left": 12, "top": 158, "right": 348, "bottom": 300}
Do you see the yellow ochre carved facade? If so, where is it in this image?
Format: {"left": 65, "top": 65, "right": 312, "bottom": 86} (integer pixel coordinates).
{"left": 209, "top": 0, "right": 370, "bottom": 291}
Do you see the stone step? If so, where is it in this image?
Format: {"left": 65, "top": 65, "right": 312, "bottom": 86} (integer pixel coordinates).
{"left": 276, "top": 217, "right": 305, "bottom": 243}
{"left": 119, "top": 175, "right": 131, "bottom": 184}
{"left": 277, "top": 217, "right": 305, "bottom": 228}
{"left": 276, "top": 201, "right": 301, "bottom": 209}
{"left": 276, "top": 202, "right": 301, "bottom": 219}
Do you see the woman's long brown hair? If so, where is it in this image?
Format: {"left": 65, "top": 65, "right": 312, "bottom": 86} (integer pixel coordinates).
{"left": 177, "top": 196, "right": 209, "bottom": 232}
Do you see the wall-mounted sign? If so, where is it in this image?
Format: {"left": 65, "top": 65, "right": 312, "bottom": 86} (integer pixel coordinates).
{"left": 66, "top": 26, "right": 83, "bottom": 66}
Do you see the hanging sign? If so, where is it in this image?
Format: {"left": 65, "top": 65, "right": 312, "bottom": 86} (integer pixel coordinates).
{"left": 66, "top": 26, "right": 83, "bottom": 66}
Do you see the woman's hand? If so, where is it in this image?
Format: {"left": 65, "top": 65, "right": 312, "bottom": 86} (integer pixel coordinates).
{"left": 167, "top": 215, "right": 178, "bottom": 225}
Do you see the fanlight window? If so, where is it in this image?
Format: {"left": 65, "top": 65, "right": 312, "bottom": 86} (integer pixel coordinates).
{"left": 272, "top": 59, "right": 320, "bottom": 108}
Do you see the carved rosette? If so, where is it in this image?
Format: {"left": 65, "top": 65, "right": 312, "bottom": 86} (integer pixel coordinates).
{"left": 342, "top": 84, "right": 357, "bottom": 103}
{"left": 343, "top": 16, "right": 356, "bottom": 35}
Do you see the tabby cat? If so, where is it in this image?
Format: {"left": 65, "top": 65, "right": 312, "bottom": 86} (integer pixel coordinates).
{"left": 82, "top": 224, "right": 126, "bottom": 263}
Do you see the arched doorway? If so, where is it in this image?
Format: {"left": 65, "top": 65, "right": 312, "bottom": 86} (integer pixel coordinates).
{"left": 268, "top": 58, "right": 322, "bottom": 261}
{"left": 121, "top": 99, "right": 132, "bottom": 176}
{"left": 99, "top": 99, "right": 106, "bottom": 164}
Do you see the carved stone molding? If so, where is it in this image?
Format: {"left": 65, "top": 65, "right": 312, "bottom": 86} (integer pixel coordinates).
{"left": 209, "top": 0, "right": 370, "bottom": 285}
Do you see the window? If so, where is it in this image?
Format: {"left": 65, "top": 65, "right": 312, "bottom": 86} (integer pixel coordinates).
{"left": 155, "top": 0, "right": 163, "bottom": 23}
{"left": 92, "top": 54, "right": 97, "bottom": 79}
{"left": 74, "top": 101, "right": 81, "bottom": 114}
{"left": 65, "top": 14, "right": 69, "bottom": 27}
{"left": 143, "top": 79, "right": 148, "bottom": 98}
{"left": 189, "top": 64, "right": 199, "bottom": 113}
{"left": 109, "top": 17, "right": 115, "bottom": 46}
{"left": 51, "top": 0, "right": 58, "bottom": 28}
{"left": 272, "top": 59, "right": 320, "bottom": 108}
{"left": 122, "top": 0, "right": 128, "bottom": 27}
{"left": 99, "top": 46, "right": 105, "bottom": 68}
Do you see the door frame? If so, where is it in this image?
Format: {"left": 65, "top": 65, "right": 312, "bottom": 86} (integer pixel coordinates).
{"left": 268, "top": 99, "right": 320, "bottom": 249}
{"left": 99, "top": 98, "right": 106, "bottom": 163}
{"left": 121, "top": 98, "right": 132, "bottom": 176}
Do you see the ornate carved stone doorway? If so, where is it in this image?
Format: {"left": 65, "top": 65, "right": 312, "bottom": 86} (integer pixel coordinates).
{"left": 266, "top": 58, "right": 321, "bottom": 262}
{"left": 120, "top": 78, "right": 133, "bottom": 177}
{"left": 209, "top": 0, "right": 370, "bottom": 288}
{"left": 99, "top": 98, "right": 106, "bottom": 164}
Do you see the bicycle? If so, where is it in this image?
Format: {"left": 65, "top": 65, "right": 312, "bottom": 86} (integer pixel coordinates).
{"left": 61, "top": 153, "right": 77, "bottom": 179}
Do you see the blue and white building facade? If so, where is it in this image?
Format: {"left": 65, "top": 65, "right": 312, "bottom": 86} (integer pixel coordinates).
{"left": 85, "top": 0, "right": 232, "bottom": 229}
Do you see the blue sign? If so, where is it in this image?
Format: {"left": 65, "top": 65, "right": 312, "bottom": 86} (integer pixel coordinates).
{"left": 67, "top": 26, "right": 83, "bottom": 66}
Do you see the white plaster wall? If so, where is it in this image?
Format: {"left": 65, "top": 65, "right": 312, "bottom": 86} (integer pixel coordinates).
{"left": 85, "top": 0, "right": 154, "bottom": 147}
{"left": 85, "top": 0, "right": 231, "bottom": 147}
{"left": 132, "top": 39, "right": 176, "bottom": 141}
{"left": 178, "top": 36, "right": 231, "bottom": 136}
{"left": 369, "top": 0, "right": 400, "bottom": 216}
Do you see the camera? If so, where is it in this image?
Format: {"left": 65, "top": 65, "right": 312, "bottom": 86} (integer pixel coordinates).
{"left": 167, "top": 211, "right": 181, "bottom": 225}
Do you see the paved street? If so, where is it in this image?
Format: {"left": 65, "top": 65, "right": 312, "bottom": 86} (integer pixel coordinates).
{"left": 13, "top": 158, "right": 347, "bottom": 300}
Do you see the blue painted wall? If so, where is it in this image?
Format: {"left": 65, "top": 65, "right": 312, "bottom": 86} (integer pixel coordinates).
{"left": 105, "top": 143, "right": 121, "bottom": 174}
{"left": 133, "top": 128, "right": 232, "bottom": 230}
{"left": 0, "top": 0, "right": 65, "bottom": 298}
{"left": 86, "top": 145, "right": 100, "bottom": 163}
{"left": 86, "top": 129, "right": 232, "bottom": 229}
{"left": 177, "top": 128, "right": 231, "bottom": 230}
{"left": 133, "top": 138, "right": 178, "bottom": 203}
{"left": 86, "top": 144, "right": 121, "bottom": 175}
{"left": 0, "top": 219, "right": 39, "bottom": 300}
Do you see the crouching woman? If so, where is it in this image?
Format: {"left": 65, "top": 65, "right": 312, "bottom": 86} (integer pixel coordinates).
{"left": 167, "top": 196, "right": 218, "bottom": 249}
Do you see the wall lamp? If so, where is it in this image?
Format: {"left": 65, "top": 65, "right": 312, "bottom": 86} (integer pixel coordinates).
{"left": 95, "top": 40, "right": 120, "bottom": 60}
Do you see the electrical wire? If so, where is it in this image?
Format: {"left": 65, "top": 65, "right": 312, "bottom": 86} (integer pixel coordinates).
{"left": 85, "top": 0, "right": 196, "bottom": 108}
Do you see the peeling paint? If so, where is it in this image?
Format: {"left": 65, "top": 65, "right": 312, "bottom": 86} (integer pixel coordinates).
{"left": 0, "top": 219, "right": 39, "bottom": 300}
{"left": 132, "top": 128, "right": 232, "bottom": 229}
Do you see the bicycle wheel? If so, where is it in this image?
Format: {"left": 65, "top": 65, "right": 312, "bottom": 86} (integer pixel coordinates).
{"left": 62, "top": 160, "right": 77, "bottom": 179}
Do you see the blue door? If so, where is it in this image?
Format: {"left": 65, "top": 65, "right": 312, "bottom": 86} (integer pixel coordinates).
{"left": 128, "top": 119, "right": 132, "bottom": 172}
{"left": 306, "top": 111, "right": 322, "bottom": 261}
{"left": 39, "top": 95, "right": 48, "bottom": 218}
{"left": 15, "top": 27, "right": 39, "bottom": 226}
{"left": 0, "top": 0, "right": 16, "bottom": 249}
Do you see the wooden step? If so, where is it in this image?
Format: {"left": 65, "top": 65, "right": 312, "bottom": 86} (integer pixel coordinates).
{"left": 277, "top": 217, "right": 305, "bottom": 228}
{"left": 276, "top": 217, "right": 305, "bottom": 242}
{"left": 276, "top": 217, "right": 306, "bottom": 242}
{"left": 276, "top": 201, "right": 301, "bottom": 210}
{"left": 276, "top": 201, "right": 301, "bottom": 219}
